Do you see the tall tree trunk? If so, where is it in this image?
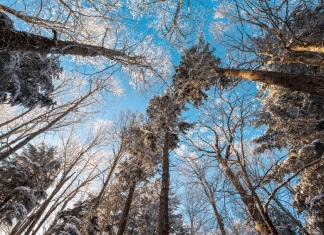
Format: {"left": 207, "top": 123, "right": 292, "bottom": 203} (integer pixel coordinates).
{"left": 116, "top": 180, "right": 137, "bottom": 235}
{"left": 218, "top": 159, "right": 270, "bottom": 235}
{"left": 80, "top": 144, "right": 124, "bottom": 235}
{"left": 33, "top": 188, "right": 80, "bottom": 235}
{"left": 158, "top": 132, "right": 170, "bottom": 235}
{"left": 197, "top": 175, "right": 226, "bottom": 235}
{"left": 42, "top": 189, "right": 81, "bottom": 235}
{"left": 212, "top": 67, "right": 324, "bottom": 97}
{"left": 0, "top": 28, "right": 143, "bottom": 65}
{"left": 237, "top": 158, "right": 278, "bottom": 235}
{"left": 266, "top": 55, "right": 324, "bottom": 67}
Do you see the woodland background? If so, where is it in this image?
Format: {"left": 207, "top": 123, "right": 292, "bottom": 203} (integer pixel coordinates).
{"left": 0, "top": 0, "right": 324, "bottom": 234}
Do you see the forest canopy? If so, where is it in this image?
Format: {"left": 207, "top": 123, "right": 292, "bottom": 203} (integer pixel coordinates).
{"left": 0, "top": 0, "right": 324, "bottom": 235}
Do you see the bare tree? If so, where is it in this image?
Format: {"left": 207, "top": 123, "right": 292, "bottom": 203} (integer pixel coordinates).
{"left": 177, "top": 156, "right": 227, "bottom": 235}
{"left": 180, "top": 83, "right": 280, "bottom": 235}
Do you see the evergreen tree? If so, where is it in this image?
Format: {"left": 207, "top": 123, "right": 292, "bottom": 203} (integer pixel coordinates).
{"left": 51, "top": 196, "right": 100, "bottom": 235}
{"left": 125, "top": 179, "right": 189, "bottom": 235}
{"left": 0, "top": 13, "right": 62, "bottom": 108}
{"left": 116, "top": 116, "right": 161, "bottom": 235}
{"left": 145, "top": 90, "right": 193, "bottom": 235}
{"left": 0, "top": 144, "right": 61, "bottom": 226}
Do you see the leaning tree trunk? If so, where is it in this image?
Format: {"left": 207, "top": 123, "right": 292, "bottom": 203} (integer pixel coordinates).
{"left": 212, "top": 67, "right": 324, "bottom": 97}
{"left": 0, "top": 28, "right": 144, "bottom": 66}
{"left": 80, "top": 144, "right": 123, "bottom": 235}
{"left": 158, "top": 132, "right": 170, "bottom": 235}
{"left": 218, "top": 158, "right": 272, "bottom": 235}
{"left": 262, "top": 187, "right": 310, "bottom": 235}
{"left": 116, "top": 180, "right": 137, "bottom": 235}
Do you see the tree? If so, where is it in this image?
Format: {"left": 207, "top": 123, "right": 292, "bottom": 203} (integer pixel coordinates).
{"left": 172, "top": 41, "right": 324, "bottom": 111}
{"left": 123, "top": 179, "right": 188, "bottom": 235}
{"left": 8, "top": 117, "right": 116, "bottom": 235}
{"left": 51, "top": 195, "right": 100, "bottom": 235}
{"left": 214, "top": 0, "right": 324, "bottom": 62}
{"left": 0, "top": 144, "right": 60, "bottom": 226}
{"left": 180, "top": 185, "right": 220, "bottom": 235}
{"left": 115, "top": 115, "right": 160, "bottom": 235}
{"left": 206, "top": 2, "right": 324, "bottom": 232}
{"left": 176, "top": 153, "right": 228, "bottom": 235}
{"left": 0, "top": 78, "right": 106, "bottom": 161}
{"left": 261, "top": 139, "right": 324, "bottom": 234}
{"left": 178, "top": 83, "right": 279, "bottom": 235}
{"left": 0, "top": 2, "right": 179, "bottom": 91}
{"left": 0, "top": 13, "right": 62, "bottom": 107}
{"left": 145, "top": 90, "right": 193, "bottom": 235}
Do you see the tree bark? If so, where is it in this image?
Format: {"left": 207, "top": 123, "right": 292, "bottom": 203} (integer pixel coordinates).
{"left": 80, "top": 143, "right": 124, "bottom": 235}
{"left": 207, "top": 192, "right": 226, "bottom": 235}
{"left": 158, "top": 132, "right": 170, "bottom": 235}
{"left": 32, "top": 189, "right": 79, "bottom": 235}
{"left": 266, "top": 55, "right": 324, "bottom": 67}
{"left": 116, "top": 181, "right": 137, "bottom": 235}
{"left": 290, "top": 44, "right": 324, "bottom": 54}
{"left": 212, "top": 67, "right": 324, "bottom": 97}
{"left": 196, "top": 174, "right": 227, "bottom": 235}
{"left": 0, "top": 28, "right": 144, "bottom": 66}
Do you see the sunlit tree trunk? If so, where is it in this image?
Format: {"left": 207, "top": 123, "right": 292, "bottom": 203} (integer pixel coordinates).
{"left": 212, "top": 67, "right": 324, "bottom": 96}
{"left": 0, "top": 28, "right": 142, "bottom": 65}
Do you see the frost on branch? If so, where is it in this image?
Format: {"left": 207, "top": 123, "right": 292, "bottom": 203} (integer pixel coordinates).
{"left": 52, "top": 196, "right": 100, "bottom": 235}
{"left": 254, "top": 87, "right": 324, "bottom": 154}
{"left": 172, "top": 40, "right": 236, "bottom": 108}
{"left": 145, "top": 91, "right": 194, "bottom": 150}
{"left": 263, "top": 139, "right": 324, "bottom": 233}
{"left": 124, "top": 116, "right": 161, "bottom": 166}
{"left": 0, "top": 13, "right": 62, "bottom": 108}
{"left": 120, "top": 118, "right": 161, "bottom": 183}
{"left": 268, "top": 207, "right": 296, "bottom": 235}
{"left": 0, "top": 144, "right": 60, "bottom": 226}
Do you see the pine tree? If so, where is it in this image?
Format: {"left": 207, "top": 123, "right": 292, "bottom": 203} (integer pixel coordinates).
{"left": 0, "top": 13, "right": 62, "bottom": 108}
{"left": 51, "top": 196, "right": 100, "bottom": 235}
{"left": 145, "top": 90, "right": 193, "bottom": 235}
{"left": 0, "top": 143, "right": 60, "bottom": 226}
{"left": 116, "top": 116, "right": 161, "bottom": 235}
